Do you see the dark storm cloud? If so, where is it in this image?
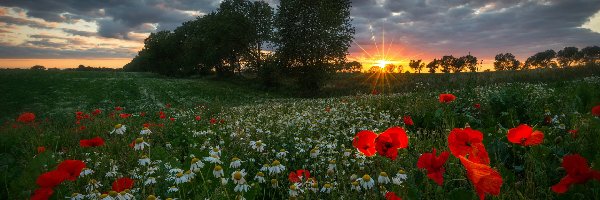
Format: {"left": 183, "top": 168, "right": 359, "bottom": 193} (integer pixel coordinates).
{"left": 0, "top": 15, "right": 55, "bottom": 29}
{"left": 351, "top": 0, "right": 600, "bottom": 59}
{"left": 0, "top": 0, "right": 219, "bottom": 39}
{"left": 62, "top": 28, "right": 97, "bottom": 37}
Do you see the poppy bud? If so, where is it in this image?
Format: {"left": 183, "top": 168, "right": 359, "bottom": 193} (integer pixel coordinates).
{"left": 554, "top": 136, "right": 563, "bottom": 144}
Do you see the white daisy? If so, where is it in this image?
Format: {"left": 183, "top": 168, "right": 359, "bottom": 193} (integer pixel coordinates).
{"left": 320, "top": 183, "right": 333, "bottom": 193}
{"left": 392, "top": 170, "right": 408, "bottom": 185}
{"left": 288, "top": 183, "right": 302, "bottom": 197}
{"left": 213, "top": 165, "right": 224, "bottom": 178}
{"left": 79, "top": 168, "right": 94, "bottom": 177}
{"left": 209, "top": 146, "right": 221, "bottom": 157}
{"left": 144, "top": 177, "right": 157, "bottom": 186}
{"left": 232, "top": 170, "right": 247, "bottom": 184}
{"left": 358, "top": 174, "right": 375, "bottom": 189}
{"left": 378, "top": 172, "right": 390, "bottom": 184}
{"left": 254, "top": 172, "right": 266, "bottom": 183}
{"left": 276, "top": 149, "right": 288, "bottom": 158}
{"left": 249, "top": 140, "right": 266, "bottom": 152}
{"left": 190, "top": 157, "right": 204, "bottom": 172}
{"left": 234, "top": 183, "right": 250, "bottom": 192}
{"left": 268, "top": 160, "right": 285, "bottom": 175}
{"left": 111, "top": 124, "right": 127, "bottom": 135}
{"left": 138, "top": 156, "right": 151, "bottom": 166}
{"left": 310, "top": 148, "right": 320, "bottom": 158}
{"left": 351, "top": 181, "right": 361, "bottom": 191}
{"left": 167, "top": 186, "right": 179, "bottom": 193}
{"left": 134, "top": 137, "right": 150, "bottom": 151}
{"left": 204, "top": 155, "right": 222, "bottom": 164}
{"left": 140, "top": 127, "right": 152, "bottom": 135}
{"left": 86, "top": 179, "right": 102, "bottom": 193}
{"left": 229, "top": 157, "right": 242, "bottom": 168}
{"left": 68, "top": 193, "right": 85, "bottom": 200}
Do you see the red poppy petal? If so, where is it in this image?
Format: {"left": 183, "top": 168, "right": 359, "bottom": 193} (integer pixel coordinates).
{"left": 507, "top": 124, "right": 532, "bottom": 144}
{"left": 524, "top": 131, "right": 544, "bottom": 146}
{"left": 562, "top": 154, "right": 589, "bottom": 176}
{"left": 551, "top": 176, "right": 575, "bottom": 193}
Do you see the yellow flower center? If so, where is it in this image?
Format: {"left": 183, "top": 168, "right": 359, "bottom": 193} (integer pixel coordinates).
{"left": 312, "top": 182, "right": 319, "bottom": 188}
{"left": 120, "top": 191, "right": 126, "bottom": 195}
{"left": 257, "top": 172, "right": 264, "bottom": 177}
{"left": 329, "top": 160, "right": 336, "bottom": 164}
{"left": 115, "top": 124, "right": 122, "bottom": 129}
{"left": 135, "top": 137, "right": 144, "bottom": 143}
{"left": 213, "top": 147, "right": 219, "bottom": 152}
{"left": 352, "top": 181, "right": 359, "bottom": 186}
{"left": 100, "top": 194, "right": 108, "bottom": 198}
{"left": 324, "top": 183, "right": 332, "bottom": 188}
{"left": 109, "top": 191, "right": 118, "bottom": 197}
{"left": 280, "top": 149, "right": 286, "bottom": 152}
{"left": 290, "top": 184, "right": 297, "bottom": 190}
{"left": 147, "top": 195, "right": 157, "bottom": 200}
{"left": 232, "top": 157, "right": 240, "bottom": 161}
{"left": 214, "top": 165, "right": 222, "bottom": 171}
{"left": 272, "top": 160, "right": 280, "bottom": 166}
{"left": 271, "top": 179, "right": 278, "bottom": 184}
{"left": 191, "top": 158, "right": 199, "bottom": 163}
{"left": 71, "top": 193, "right": 80, "bottom": 197}
{"left": 362, "top": 174, "right": 371, "bottom": 181}
{"left": 380, "top": 172, "right": 388, "bottom": 177}
{"left": 176, "top": 172, "right": 184, "bottom": 177}
{"left": 233, "top": 171, "right": 242, "bottom": 180}
{"left": 143, "top": 127, "right": 149, "bottom": 130}
{"left": 89, "top": 179, "right": 97, "bottom": 184}
{"left": 256, "top": 141, "right": 262, "bottom": 146}
{"left": 398, "top": 169, "right": 406, "bottom": 174}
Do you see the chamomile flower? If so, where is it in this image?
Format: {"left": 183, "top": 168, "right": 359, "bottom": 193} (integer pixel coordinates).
{"left": 140, "top": 127, "right": 152, "bottom": 135}
{"left": 221, "top": 178, "right": 229, "bottom": 185}
{"left": 392, "top": 169, "right": 408, "bottom": 185}
{"left": 309, "top": 181, "right": 319, "bottom": 193}
{"left": 249, "top": 140, "right": 266, "bottom": 152}
{"left": 99, "top": 193, "right": 111, "bottom": 200}
{"left": 86, "top": 179, "right": 103, "bottom": 193}
{"left": 68, "top": 193, "right": 85, "bottom": 200}
{"left": 344, "top": 149, "right": 352, "bottom": 157}
{"left": 260, "top": 164, "right": 270, "bottom": 171}
{"left": 351, "top": 181, "right": 361, "bottom": 191}
{"left": 310, "top": 148, "right": 320, "bottom": 158}
{"left": 209, "top": 146, "right": 221, "bottom": 157}
{"left": 358, "top": 174, "right": 375, "bottom": 189}
{"left": 234, "top": 183, "right": 250, "bottom": 192}
{"left": 289, "top": 183, "right": 302, "bottom": 197}
{"left": 111, "top": 124, "right": 127, "bottom": 135}
{"left": 378, "top": 172, "right": 390, "bottom": 184}
{"left": 320, "top": 183, "right": 333, "bottom": 193}
{"left": 190, "top": 157, "right": 204, "bottom": 172}
{"left": 268, "top": 160, "right": 285, "bottom": 175}
{"left": 276, "top": 149, "right": 288, "bottom": 158}
{"left": 204, "top": 155, "right": 222, "bottom": 164}
{"left": 174, "top": 172, "right": 189, "bottom": 184}
{"left": 213, "top": 165, "right": 224, "bottom": 178}
{"left": 230, "top": 157, "right": 242, "bottom": 168}
{"left": 328, "top": 160, "right": 336, "bottom": 171}
{"left": 167, "top": 186, "right": 179, "bottom": 193}
{"left": 254, "top": 172, "right": 266, "bottom": 183}
{"left": 134, "top": 137, "right": 150, "bottom": 151}
{"left": 119, "top": 190, "right": 134, "bottom": 200}
{"left": 232, "top": 170, "right": 247, "bottom": 184}
{"left": 145, "top": 177, "right": 157, "bottom": 186}
{"left": 139, "top": 155, "right": 151, "bottom": 166}
{"left": 271, "top": 179, "right": 279, "bottom": 188}
{"left": 79, "top": 168, "right": 94, "bottom": 177}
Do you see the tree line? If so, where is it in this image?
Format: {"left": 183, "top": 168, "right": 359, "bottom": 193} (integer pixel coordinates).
{"left": 123, "top": 0, "right": 354, "bottom": 92}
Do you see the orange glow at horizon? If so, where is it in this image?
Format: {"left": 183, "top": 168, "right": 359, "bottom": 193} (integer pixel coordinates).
{"left": 0, "top": 58, "right": 131, "bottom": 69}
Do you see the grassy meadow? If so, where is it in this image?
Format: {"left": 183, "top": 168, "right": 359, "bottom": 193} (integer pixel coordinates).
{"left": 1, "top": 68, "right": 600, "bottom": 199}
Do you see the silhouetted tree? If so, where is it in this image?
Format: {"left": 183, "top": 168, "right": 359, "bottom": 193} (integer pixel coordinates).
{"left": 409, "top": 59, "right": 425, "bottom": 73}
{"left": 581, "top": 46, "right": 600, "bottom": 65}
{"left": 524, "top": 50, "right": 556, "bottom": 69}
{"left": 494, "top": 53, "right": 520, "bottom": 71}
{"left": 338, "top": 61, "right": 362, "bottom": 72}
{"left": 30, "top": 65, "right": 45, "bottom": 70}
{"left": 426, "top": 59, "right": 439, "bottom": 73}
{"left": 367, "top": 66, "right": 381, "bottom": 73}
{"left": 440, "top": 55, "right": 456, "bottom": 73}
{"left": 275, "top": 0, "right": 354, "bottom": 92}
{"left": 557, "top": 47, "right": 583, "bottom": 67}
{"left": 384, "top": 63, "right": 396, "bottom": 73}
{"left": 461, "top": 54, "right": 478, "bottom": 72}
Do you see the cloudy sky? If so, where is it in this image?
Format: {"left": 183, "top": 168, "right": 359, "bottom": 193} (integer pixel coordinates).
{"left": 0, "top": 0, "right": 599, "bottom": 70}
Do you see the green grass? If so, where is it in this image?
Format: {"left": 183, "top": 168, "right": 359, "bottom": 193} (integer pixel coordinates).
{"left": 1, "top": 69, "right": 600, "bottom": 199}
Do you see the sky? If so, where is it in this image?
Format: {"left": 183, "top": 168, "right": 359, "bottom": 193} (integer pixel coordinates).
{"left": 0, "top": 0, "right": 599, "bottom": 71}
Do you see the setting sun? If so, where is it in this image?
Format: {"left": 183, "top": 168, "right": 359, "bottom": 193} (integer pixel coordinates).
{"left": 376, "top": 60, "right": 389, "bottom": 68}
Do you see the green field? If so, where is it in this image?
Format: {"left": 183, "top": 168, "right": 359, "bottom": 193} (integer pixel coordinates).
{"left": 1, "top": 69, "right": 600, "bottom": 199}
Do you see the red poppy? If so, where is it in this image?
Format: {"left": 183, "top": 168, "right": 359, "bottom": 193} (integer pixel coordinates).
{"left": 385, "top": 191, "right": 402, "bottom": 200}
{"left": 115, "top": 106, "right": 123, "bottom": 111}
{"left": 352, "top": 130, "right": 378, "bottom": 157}
{"left": 210, "top": 118, "right": 217, "bottom": 124}
{"left": 140, "top": 112, "right": 146, "bottom": 117}
{"left": 80, "top": 137, "right": 105, "bottom": 147}
{"left": 119, "top": 113, "right": 132, "bottom": 119}
{"left": 507, "top": 124, "right": 544, "bottom": 146}
{"left": 158, "top": 111, "right": 166, "bottom": 119}
{"left": 375, "top": 127, "right": 409, "bottom": 160}
{"left": 170, "top": 117, "right": 175, "bottom": 122}
{"left": 37, "top": 146, "right": 46, "bottom": 154}
{"left": 417, "top": 148, "right": 450, "bottom": 186}
{"left": 79, "top": 125, "right": 86, "bottom": 131}
{"left": 31, "top": 187, "right": 54, "bottom": 200}
{"left": 195, "top": 116, "right": 201, "bottom": 121}
{"left": 288, "top": 169, "right": 311, "bottom": 183}
{"left": 448, "top": 128, "right": 490, "bottom": 165}
{"left": 474, "top": 103, "right": 481, "bottom": 109}
{"left": 551, "top": 154, "right": 600, "bottom": 194}
{"left": 57, "top": 160, "right": 86, "bottom": 181}
{"left": 36, "top": 170, "right": 69, "bottom": 188}
{"left": 439, "top": 94, "right": 456, "bottom": 103}
{"left": 592, "top": 105, "right": 600, "bottom": 117}
{"left": 112, "top": 177, "right": 135, "bottom": 192}
{"left": 459, "top": 156, "right": 503, "bottom": 200}
{"left": 403, "top": 116, "right": 414, "bottom": 126}
{"left": 17, "top": 112, "right": 36, "bottom": 123}
{"left": 92, "top": 109, "right": 102, "bottom": 116}
{"left": 568, "top": 130, "right": 578, "bottom": 138}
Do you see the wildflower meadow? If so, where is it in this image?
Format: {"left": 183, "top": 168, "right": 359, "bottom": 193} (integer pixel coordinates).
{"left": 1, "top": 70, "right": 600, "bottom": 200}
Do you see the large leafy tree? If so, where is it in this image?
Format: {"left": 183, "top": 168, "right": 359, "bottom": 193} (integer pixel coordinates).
{"left": 581, "top": 46, "right": 600, "bottom": 65}
{"left": 440, "top": 55, "right": 456, "bottom": 73}
{"left": 426, "top": 59, "right": 439, "bottom": 73}
{"left": 524, "top": 50, "right": 556, "bottom": 69}
{"left": 409, "top": 59, "right": 425, "bottom": 73}
{"left": 494, "top": 53, "right": 520, "bottom": 71}
{"left": 557, "top": 47, "right": 583, "bottom": 67}
{"left": 461, "top": 54, "right": 478, "bottom": 72}
{"left": 275, "top": 0, "right": 355, "bottom": 92}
